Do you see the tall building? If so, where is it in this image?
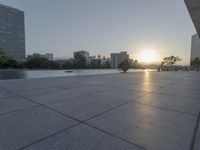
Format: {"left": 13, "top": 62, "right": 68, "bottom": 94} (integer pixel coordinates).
{"left": 0, "top": 4, "right": 25, "bottom": 61}
{"left": 190, "top": 34, "right": 200, "bottom": 63}
{"left": 73, "top": 50, "right": 89, "bottom": 63}
{"left": 111, "top": 51, "right": 129, "bottom": 69}
{"left": 111, "top": 53, "right": 120, "bottom": 69}
{"left": 185, "top": 0, "right": 200, "bottom": 37}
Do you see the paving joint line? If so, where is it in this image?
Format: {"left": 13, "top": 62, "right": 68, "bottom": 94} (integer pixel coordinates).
{"left": 82, "top": 92, "right": 152, "bottom": 123}
{"left": 16, "top": 94, "right": 149, "bottom": 150}
{"left": 155, "top": 92, "right": 200, "bottom": 101}
{"left": 42, "top": 87, "right": 117, "bottom": 105}
{"left": 0, "top": 75, "right": 196, "bottom": 150}
{"left": 0, "top": 86, "right": 84, "bottom": 123}
{"left": 130, "top": 80, "right": 199, "bottom": 116}
{"left": 190, "top": 111, "right": 200, "bottom": 150}
{"left": 133, "top": 102, "right": 197, "bottom": 117}
{"left": 0, "top": 105, "right": 40, "bottom": 116}
{"left": 17, "top": 122, "right": 82, "bottom": 150}
{"left": 84, "top": 122, "right": 149, "bottom": 150}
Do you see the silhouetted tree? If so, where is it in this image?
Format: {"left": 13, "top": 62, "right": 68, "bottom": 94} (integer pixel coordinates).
{"left": 74, "top": 54, "right": 87, "bottom": 68}
{"left": 0, "top": 50, "right": 20, "bottom": 68}
{"left": 131, "top": 60, "right": 141, "bottom": 69}
{"left": 102, "top": 58, "right": 111, "bottom": 68}
{"left": 191, "top": 57, "right": 200, "bottom": 67}
{"left": 62, "top": 62, "right": 74, "bottom": 69}
{"left": 118, "top": 58, "right": 131, "bottom": 72}
{"left": 26, "top": 58, "right": 60, "bottom": 69}
{"left": 163, "top": 56, "right": 182, "bottom": 66}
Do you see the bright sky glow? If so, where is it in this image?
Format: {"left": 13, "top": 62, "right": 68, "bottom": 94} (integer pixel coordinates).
{"left": 135, "top": 48, "right": 160, "bottom": 63}
{"left": 0, "top": 0, "right": 196, "bottom": 65}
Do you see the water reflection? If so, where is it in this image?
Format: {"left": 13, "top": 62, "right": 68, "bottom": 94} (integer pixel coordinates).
{"left": 141, "top": 71, "right": 152, "bottom": 92}
{"left": 0, "top": 70, "right": 26, "bottom": 80}
{"left": 0, "top": 69, "right": 155, "bottom": 80}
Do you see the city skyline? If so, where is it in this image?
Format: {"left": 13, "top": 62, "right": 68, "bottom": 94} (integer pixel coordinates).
{"left": 0, "top": 0, "right": 197, "bottom": 64}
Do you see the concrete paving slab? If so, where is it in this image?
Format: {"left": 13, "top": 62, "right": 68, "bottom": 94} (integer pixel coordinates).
{"left": 155, "top": 86, "right": 178, "bottom": 95}
{"left": 121, "top": 84, "right": 162, "bottom": 92}
{"left": 0, "top": 96, "right": 38, "bottom": 114}
{"left": 87, "top": 103, "right": 196, "bottom": 150}
{"left": 73, "top": 85, "right": 113, "bottom": 94}
{"left": 47, "top": 94, "right": 132, "bottom": 121}
{"left": 0, "top": 89, "right": 16, "bottom": 99}
{"left": 23, "top": 124, "right": 143, "bottom": 150}
{"left": 136, "top": 93, "right": 200, "bottom": 115}
{"left": 175, "top": 89, "right": 200, "bottom": 99}
{"left": 157, "top": 87, "right": 200, "bottom": 99}
{"left": 28, "top": 89, "right": 88, "bottom": 104}
{"left": 0, "top": 82, "right": 59, "bottom": 96}
{"left": 173, "top": 81, "right": 200, "bottom": 90}
{"left": 92, "top": 88, "right": 148, "bottom": 102}
{"left": 0, "top": 72, "right": 199, "bottom": 150}
{"left": 0, "top": 106, "right": 78, "bottom": 150}
{"left": 194, "top": 118, "right": 200, "bottom": 150}
{"left": 37, "top": 79, "right": 84, "bottom": 89}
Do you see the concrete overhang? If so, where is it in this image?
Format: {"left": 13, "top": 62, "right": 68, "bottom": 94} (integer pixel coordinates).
{"left": 185, "top": 0, "right": 200, "bottom": 37}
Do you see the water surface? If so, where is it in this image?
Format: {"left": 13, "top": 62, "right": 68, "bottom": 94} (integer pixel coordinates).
{"left": 0, "top": 69, "right": 151, "bottom": 80}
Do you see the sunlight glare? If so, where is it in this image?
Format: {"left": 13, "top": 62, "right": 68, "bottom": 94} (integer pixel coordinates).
{"left": 138, "top": 48, "right": 158, "bottom": 63}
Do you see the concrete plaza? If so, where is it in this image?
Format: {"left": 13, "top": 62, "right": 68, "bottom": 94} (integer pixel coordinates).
{"left": 0, "top": 71, "right": 200, "bottom": 150}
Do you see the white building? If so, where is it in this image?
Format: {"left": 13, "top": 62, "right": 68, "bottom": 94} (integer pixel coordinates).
{"left": 191, "top": 34, "right": 200, "bottom": 63}
{"left": 111, "top": 51, "right": 129, "bottom": 69}
{"left": 111, "top": 53, "right": 120, "bottom": 69}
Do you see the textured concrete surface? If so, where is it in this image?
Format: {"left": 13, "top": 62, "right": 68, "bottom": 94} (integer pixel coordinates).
{"left": 0, "top": 71, "right": 200, "bottom": 150}
{"left": 185, "top": 0, "right": 200, "bottom": 37}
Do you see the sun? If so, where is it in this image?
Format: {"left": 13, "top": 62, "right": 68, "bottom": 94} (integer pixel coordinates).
{"left": 138, "top": 49, "right": 158, "bottom": 63}
{"left": 140, "top": 53, "right": 155, "bottom": 63}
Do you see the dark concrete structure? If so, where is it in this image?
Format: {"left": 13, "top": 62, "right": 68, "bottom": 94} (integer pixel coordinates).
{"left": 0, "top": 4, "right": 25, "bottom": 61}
{"left": 191, "top": 34, "right": 200, "bottom": 62}
{"left": 185, "top": 0, "right": 200, "bottom": 37}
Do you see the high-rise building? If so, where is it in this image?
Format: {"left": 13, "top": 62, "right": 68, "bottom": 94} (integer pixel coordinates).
{"left": 111, "top": 53, "right": 120, "bottom": 69}
{"left": 73, "top": 50, "right": 89, "bottom": 63}
{"left": 111, "top": 51, "right": 129, "bottom": 69}
{"left": 185, "top": 0, "right": 200, "bottom": 37}
{"left": 0, "top": 4, "right": 25, "bottom": 61}
{"left": 190, "top": 34, "right": 200, "bottom": 63}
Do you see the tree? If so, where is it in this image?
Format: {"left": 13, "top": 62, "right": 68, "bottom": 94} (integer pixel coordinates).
{"left": 105, "top": 58, "right": 111, "bottom": 68}
{"left": 191, "top": 57, "right": 200, "bottom": 67}
{"left": 74, "top": 54, "right": 87, "bottom": 68}
{"left": 97, "top": 55, "right": 101, "bottom": 60}
{"left": 118, "top": 58, "right": 131, "bottom": 72}
{"left": 131, "top": 60, "right": 141, "bottom": 69}
{"left": 96, "top": 55, "right": 101, "bottom": 68}
{"left": 163, "top": 56, "right": 182, "bottom": 66}
{"left": 26, "top": 57, "right": 60, "bottom": 69}
{"left": 0, "top": 50, "right": 19, "bottom": 68}
{"left": 62, "top": 62, "right": 74, "bottom": 69}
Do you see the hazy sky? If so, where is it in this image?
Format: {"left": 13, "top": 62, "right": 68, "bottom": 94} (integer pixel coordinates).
{"left": 0, "top": 0, "right": 196, "bottom": 64}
